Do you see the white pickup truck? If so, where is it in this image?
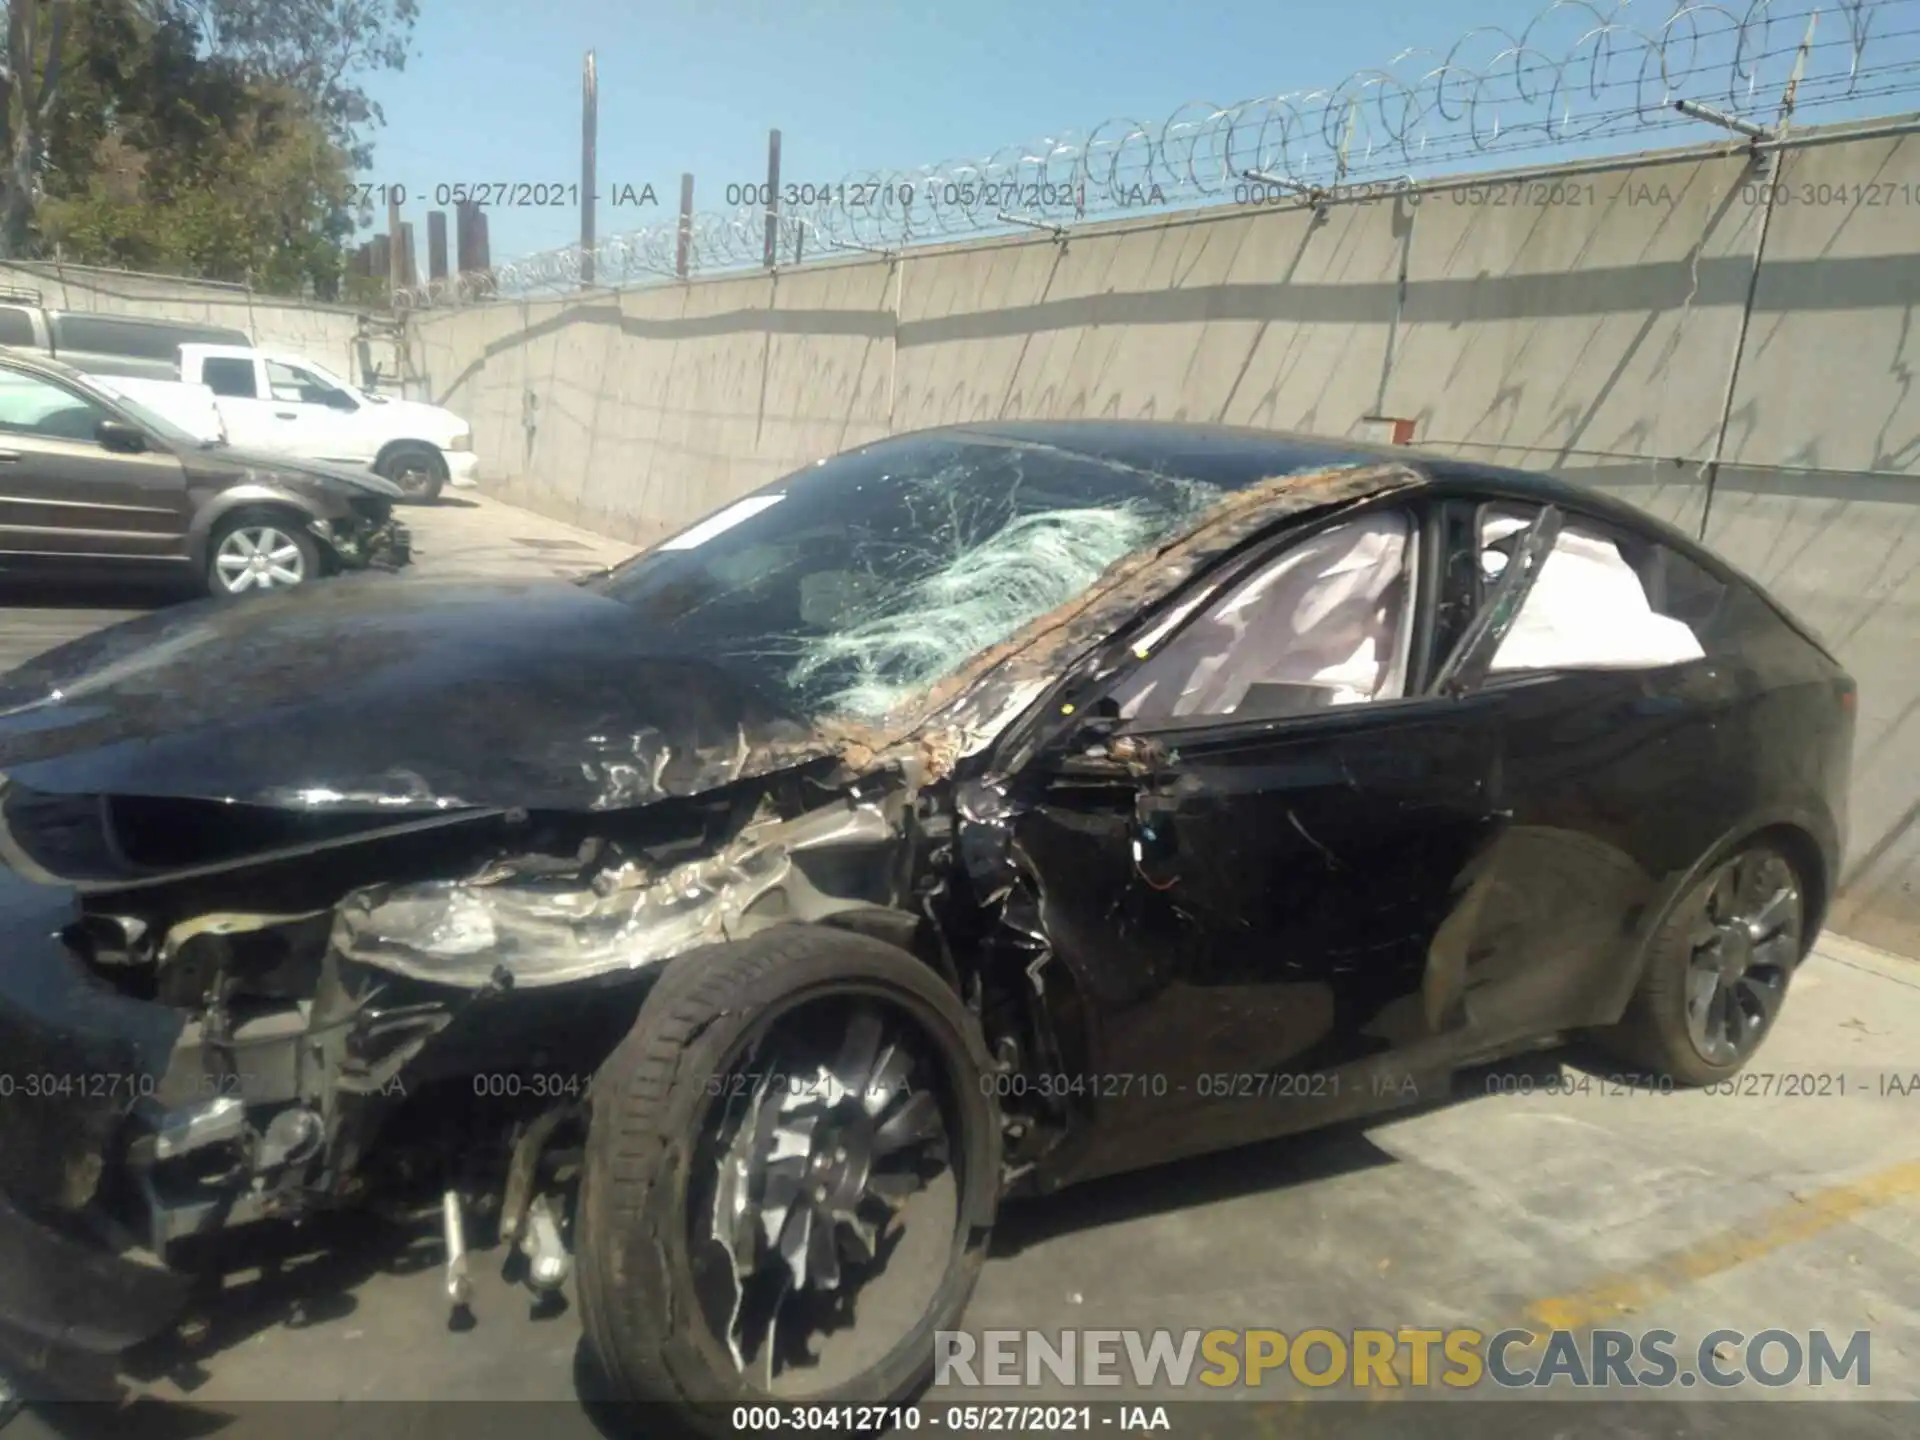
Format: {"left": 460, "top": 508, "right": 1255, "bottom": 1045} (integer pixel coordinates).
{"left": 97, "top": 344, "right": 476, "bottom": 503}
{"left": 162, "top": 345, "right": 478, "bottom": 502}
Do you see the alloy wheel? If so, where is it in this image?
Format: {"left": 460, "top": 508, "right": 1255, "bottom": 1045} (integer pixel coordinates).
{"left": 1683, "top": 848, "right": 1804, "bottom": 1066}
{"left": 214, "top": 525, "right": 308, "bottom": 593}
{"left": 689, "top": 995, "right": 958, "bottom": 1395}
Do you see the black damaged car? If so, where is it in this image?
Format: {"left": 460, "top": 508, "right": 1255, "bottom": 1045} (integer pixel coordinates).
{"left": 0, "top": 421, "right": 1853, "bottom": 1428}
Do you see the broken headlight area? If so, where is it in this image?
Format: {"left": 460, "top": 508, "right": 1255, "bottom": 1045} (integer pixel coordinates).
{"left": 316, "top": 498, "right": 411, "bottom": 572}
{"left": 27, "top": 769, "right": 928, "bottom": 1291}
{"left": 334, "top": 781, "right": 907, "bottom": 989}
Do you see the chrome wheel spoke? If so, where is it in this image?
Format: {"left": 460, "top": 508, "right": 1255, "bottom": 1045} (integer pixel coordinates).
{"left": 833, "top": 1006, "right": 884, "bottom": 1094}
{"left": 873, "top": 1090, "right": 941, "bottom": 1156}
{"left": 1722, "top": 985, "right": 1754, "bottom": 1051}
{"left": 806, "top": 1207, "right": 841, "bottom": 1291}
{"left": 776, "top": 1204, "right": 814, "bottom": 1287}
{"left": 1706, "top": 865, "right": 1741, "bottom": 924}
{"left": 1720, "top": 983, "right": 1751, "bottom": 1059}
{"left": 865, "top": 1043, "right": 912, "bottom": 1116}
{"left": 1752, "top": 932, "right": 1798, "bottom": 971}
{"left": 1736, "top": 970, "right": 1785, "bottom": 1027}
{"left": 698, "top": 996, "right": 957, "bottom": 1388}
{"left": 1686, "top": 962, "right": 1721, "bottom": 1038}
{"left": 760, "top": 1156, "right": 807, "bottom": 1245}
{"left": 1745, "top": 885, "right": 1795, "bottom": 942}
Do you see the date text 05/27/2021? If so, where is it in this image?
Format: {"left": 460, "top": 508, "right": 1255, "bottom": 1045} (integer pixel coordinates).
{"left": 344, "top": 182, "right": 662, "bottom": 209}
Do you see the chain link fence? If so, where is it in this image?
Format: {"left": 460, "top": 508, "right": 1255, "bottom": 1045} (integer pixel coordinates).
{"left": 397, "top": 0, "right": 1920, "bottom": 307}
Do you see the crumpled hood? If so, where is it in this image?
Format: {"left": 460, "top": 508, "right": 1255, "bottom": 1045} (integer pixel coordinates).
{"left": 0, "top": 579, "right": 832, "bottom": 813}
{"left": 182, "top": 444, "right": 405, "bottom": 500}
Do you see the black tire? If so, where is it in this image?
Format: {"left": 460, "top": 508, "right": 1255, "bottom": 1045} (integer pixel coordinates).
{"left": 576, "top": 925, "right": 1000, "bottom": 1434}
{"left": 205, "top": 509, "right": 322, "bottom": 597}
{"left": 1594, "top": 837, "right": 1810, "bottom": 1086}
{"left": 376, "top": 443, "right": 447, "bottom": 503}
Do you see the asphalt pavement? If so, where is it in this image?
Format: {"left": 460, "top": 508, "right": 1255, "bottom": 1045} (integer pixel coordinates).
{"left": 0, "top": 492, "right": 635, "bottom": 672}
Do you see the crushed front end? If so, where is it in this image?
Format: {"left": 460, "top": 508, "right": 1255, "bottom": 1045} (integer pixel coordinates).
{"left": 0, "top": 754, "right": 937, "bottom": 1382}
{"left": 0, "top": 859, "right": 196, "bottom": 1369}
{"left": 315, "top": 495, "right": 411, "bottom": 573}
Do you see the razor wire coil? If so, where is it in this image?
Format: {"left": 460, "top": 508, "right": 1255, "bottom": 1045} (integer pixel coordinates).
{"left": 393, "top": 0, "right": 1915, "bottom": 306}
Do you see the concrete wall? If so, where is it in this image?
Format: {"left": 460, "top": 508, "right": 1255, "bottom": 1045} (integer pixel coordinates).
{"left": 409, "top": 119, "right": 1920, "bottom": 954}
{"left": 0, "top": 260, "right": 399, "bottom": 381}
{"left": 1702, "top": 130, "right": 1920, "bottom": 956}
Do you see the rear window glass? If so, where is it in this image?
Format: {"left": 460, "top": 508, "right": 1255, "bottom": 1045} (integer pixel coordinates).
{"left": 1473, "top": 503, "right": 1730, "bottom": 670}
{"left": 50, "top": 314, "right": 251, "bottom": 361}
{"left": 200, "top": 357, "right": 258, "bottom": 398}
{"left": 0, "top": 307, "right": 35, "bottom": 347}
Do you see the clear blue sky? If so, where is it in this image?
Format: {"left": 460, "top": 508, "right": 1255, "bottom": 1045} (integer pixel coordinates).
{"left": 356, "top": 0, "right": 1920, "bottom": 268}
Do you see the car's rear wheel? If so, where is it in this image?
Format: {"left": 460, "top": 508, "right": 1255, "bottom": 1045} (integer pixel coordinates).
{"left": 576, "top": 926, "right": 999, "bottom": 1434}
{"left": 1597, "top": 839, "right": 1808, "bottom": 1085}
{"left": 207, "top": 511, "right": 320, "bottom": 596}
{"left": 376, "top": 443, "right": 447, "bottom": 503}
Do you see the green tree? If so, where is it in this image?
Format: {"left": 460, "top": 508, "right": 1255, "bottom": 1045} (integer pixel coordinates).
{"left": 41, "top": 79, "right": 358, "bottom": 295}
{"left": 2, "top": 0, "right": 417, "bottom": 293}
{"left": 0, "top": 2, "right": 76, "bottom": 256}
{"left": 169, "top": 0, "right": 418, "bottom": 168}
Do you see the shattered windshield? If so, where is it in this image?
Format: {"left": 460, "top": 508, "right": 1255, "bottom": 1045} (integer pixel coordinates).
{"left": 589, "top": 433, "right": 1229, "bottom": 724}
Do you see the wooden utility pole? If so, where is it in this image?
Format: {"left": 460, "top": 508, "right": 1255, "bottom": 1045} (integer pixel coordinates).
{"left": 675, "top": 173, "right": 694, "bottom": 279}
{"left": 396, "top": 221, "right": 417, "bottom": 286}
{"left": 762, "top": 128, "right": 781, "bottom": 269}
{"left": 580, "top": 49, "right": 598, "bottom": 287}
{"left": 386, "top": 190, "right": 404, "bottom": 298}
{"left": 427, "top": 211, "right": 449, "bottom": 284}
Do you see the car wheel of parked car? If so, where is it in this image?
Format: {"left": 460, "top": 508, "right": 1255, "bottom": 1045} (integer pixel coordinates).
{"left": 576, "top": 925, "right": 1000, "bottom": 1432}
{"left": 207, "top": 512, "right": 321, "bottom": 596}
{"left": 1598, "top": 838, "right": 1809, "bottom": 1086}
{"left": 377, "top": 444, "right": 447, "bottom": 503}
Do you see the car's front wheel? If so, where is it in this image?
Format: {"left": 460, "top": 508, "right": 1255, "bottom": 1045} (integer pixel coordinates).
{"left": 206, "top": 511, "right": 321, "bottom": 596}
{"left": 576, "top": 926, "right": 1000, "bottom": 1434}
{"left": 1597, "top": 838, "right": 1810, "bottom": 1085}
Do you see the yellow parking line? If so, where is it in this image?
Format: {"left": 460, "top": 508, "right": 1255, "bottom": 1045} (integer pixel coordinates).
{"left": 1521, "top": 1156, "right": 1920, "bottom": 1336}
{"left": 1368, "top": 1156, "right": 1920, "bottom": 1398}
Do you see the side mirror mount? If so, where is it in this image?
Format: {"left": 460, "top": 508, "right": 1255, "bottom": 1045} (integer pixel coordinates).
{"left": 320, "top": 388, "right": 358, "bottom": 411}
{"left": 1072, "top": 693, "right": 1124, "bottom": 740}
{"left": 1056, "top": 695, "right": 1128, "bottom": 760}
{"left": 96, "top": 418, "right": 148, "bottom": 454}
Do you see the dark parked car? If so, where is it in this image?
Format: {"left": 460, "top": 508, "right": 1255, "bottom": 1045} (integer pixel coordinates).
{"left": 0, "top": 422, "right": 1852, "bottom": 1428}
{"left": 0, "top": 350, "right": 409, "bottom": 595}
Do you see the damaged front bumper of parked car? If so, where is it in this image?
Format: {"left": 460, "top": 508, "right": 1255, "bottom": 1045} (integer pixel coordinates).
{"left": 312, "top": 507, "right": 411, "bottom": 572}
